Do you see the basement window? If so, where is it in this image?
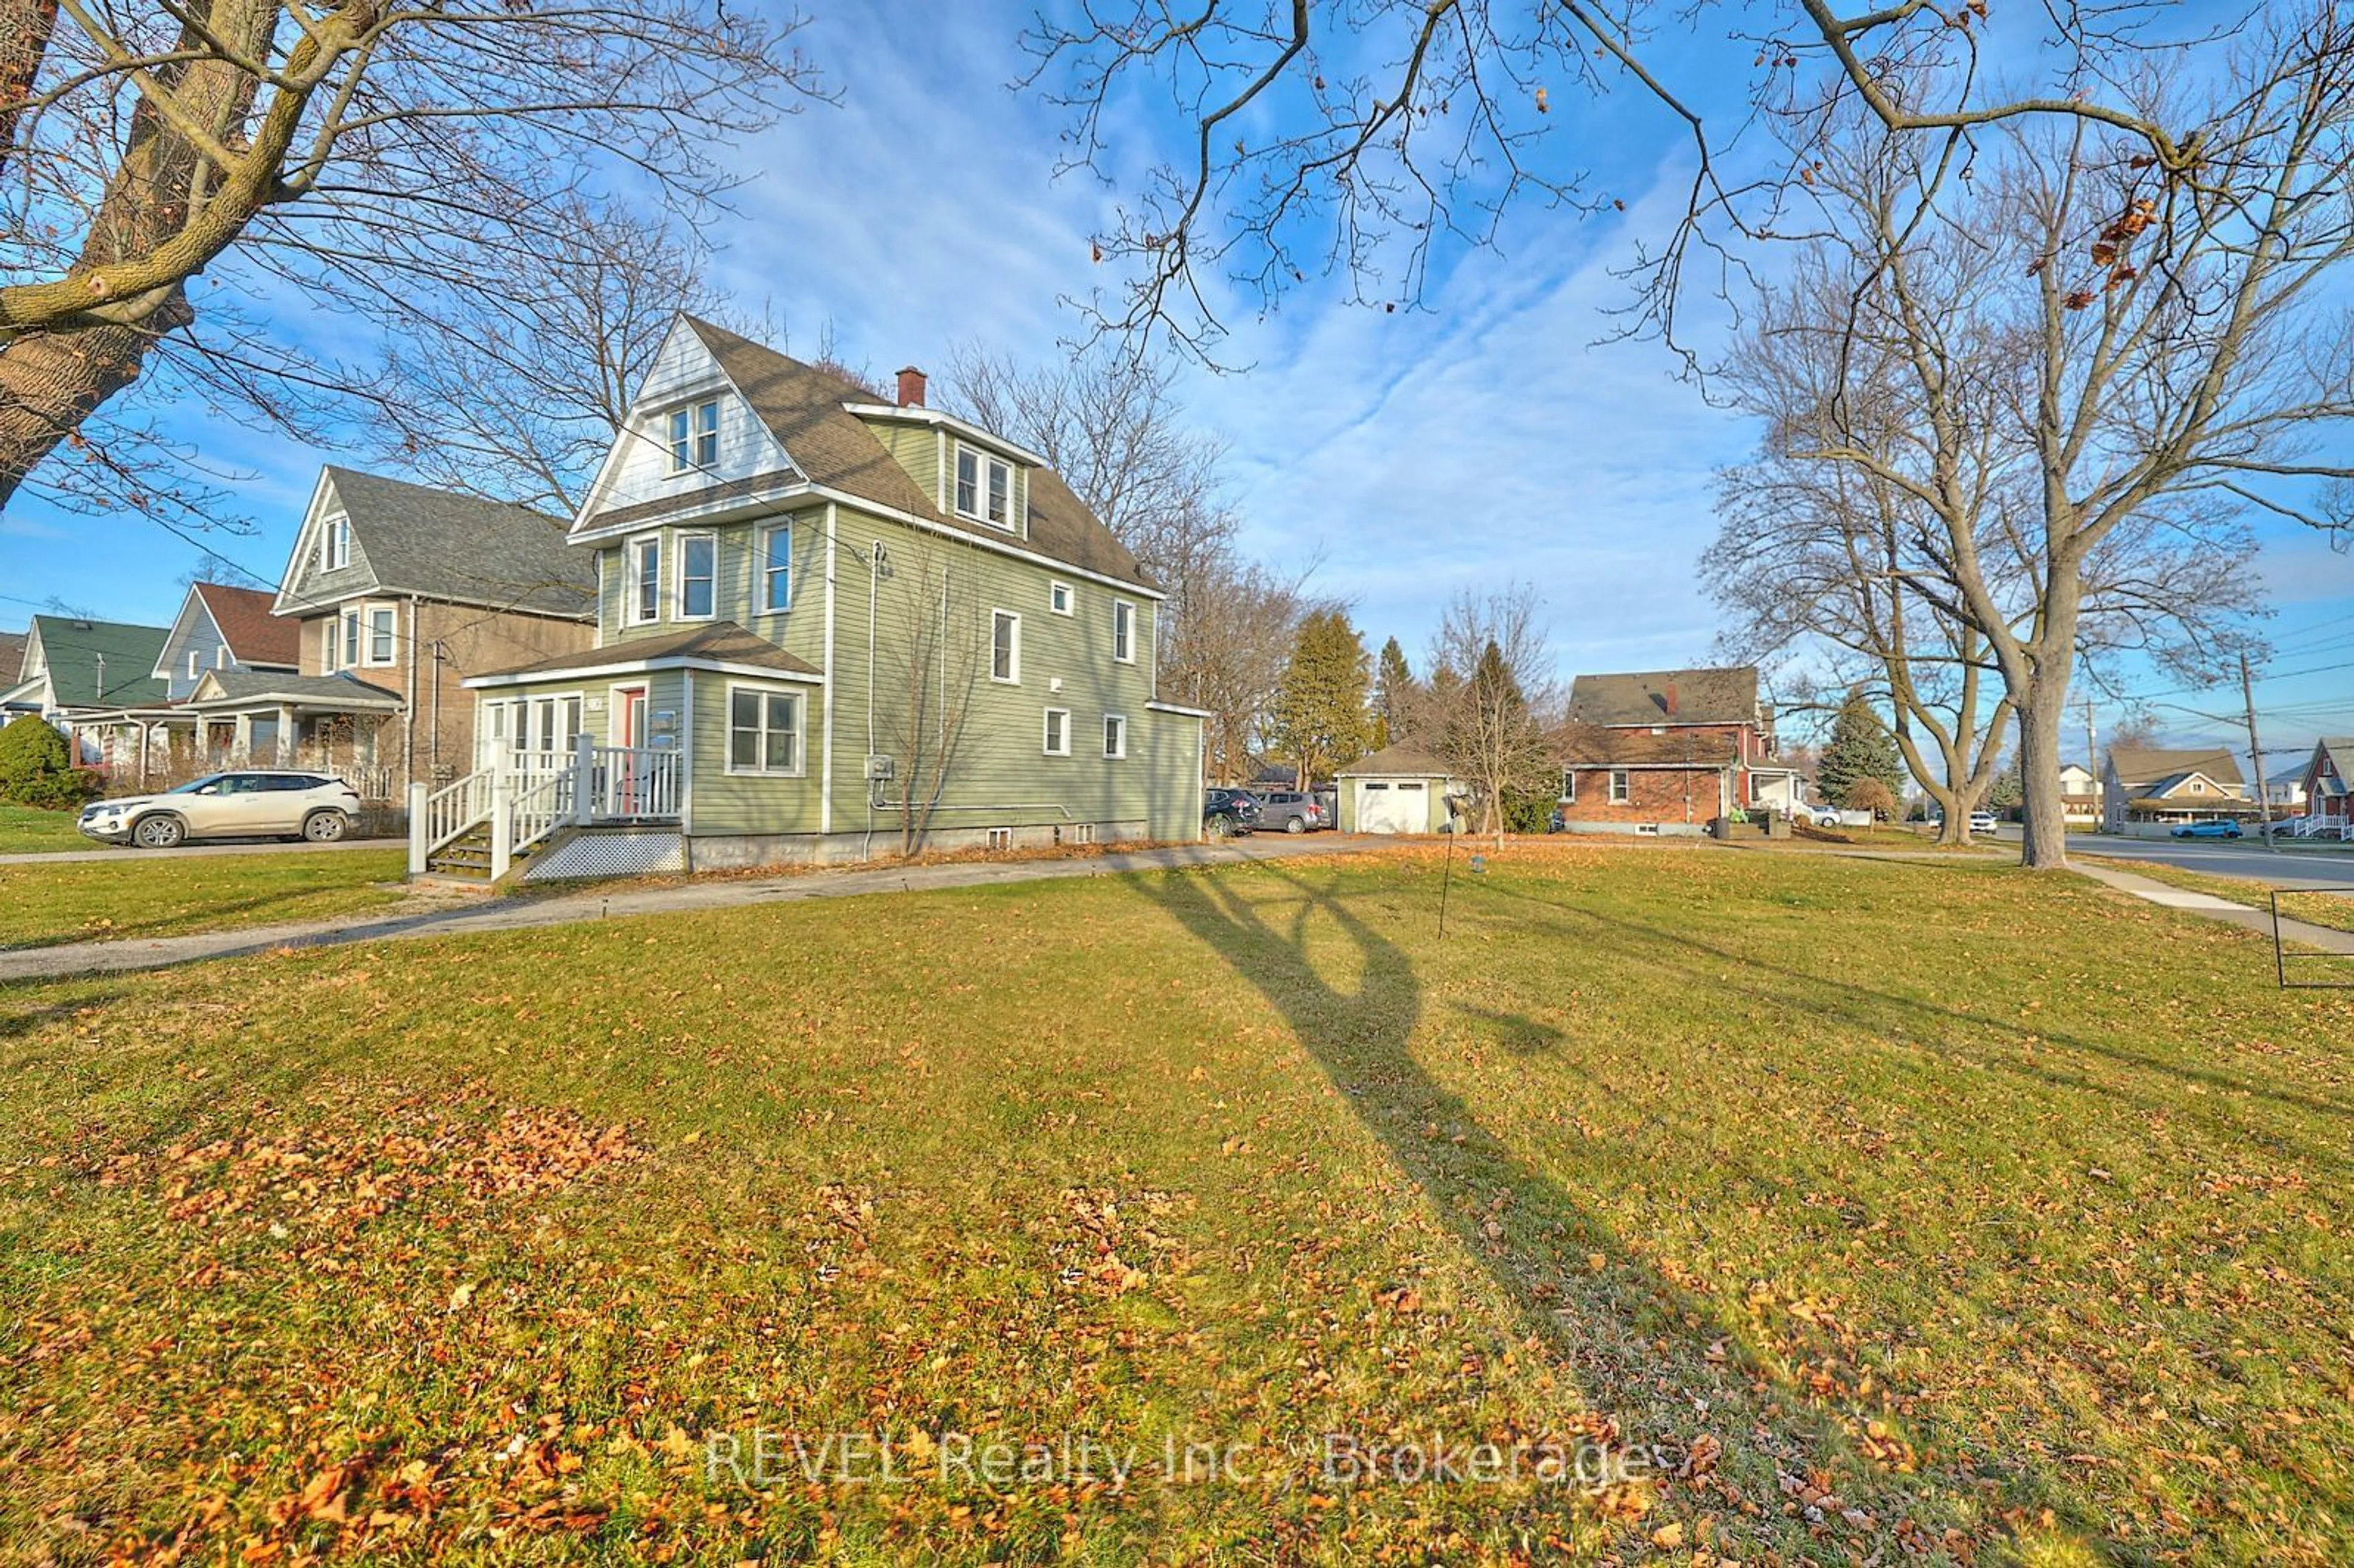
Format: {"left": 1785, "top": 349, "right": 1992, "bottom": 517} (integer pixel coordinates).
{"left": 987, "top": 827, "right": 1013, "bottom": 851}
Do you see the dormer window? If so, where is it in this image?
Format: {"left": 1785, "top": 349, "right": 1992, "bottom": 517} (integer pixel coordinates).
{"left": 668, "top": 400, "right": 720, "bottom": 473}
{"left": 320, "top": 515, "right": 351, "bottom": 571}
{"left": 954, "top": 444, "right": 1014, "bottom": 528}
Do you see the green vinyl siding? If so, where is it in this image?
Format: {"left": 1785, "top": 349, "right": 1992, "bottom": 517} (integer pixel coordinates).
{"left": 684, "top": 671, "right": 823, "bottom": 836}
{"left": 874, "top": 424, "right": 942, "bottom": 511}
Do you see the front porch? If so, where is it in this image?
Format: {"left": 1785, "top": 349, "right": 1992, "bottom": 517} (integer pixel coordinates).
{"left": 409, "top": 737, "right": 683, "bottom": 881}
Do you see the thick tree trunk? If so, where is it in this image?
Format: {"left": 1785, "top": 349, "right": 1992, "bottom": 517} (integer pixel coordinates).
{"left": 0, "top": 297, "right": 192, "bottom": 503}
{"left": 2016, "top": 667, "right": 2074, "bottom": 869}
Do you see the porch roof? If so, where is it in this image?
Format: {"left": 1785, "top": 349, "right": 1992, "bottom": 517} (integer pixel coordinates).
{"left": 183, "top": 671, "right": 404, "bottom": 714}
{"left": 464, "top": 622, "right": 821, "bottom": 687}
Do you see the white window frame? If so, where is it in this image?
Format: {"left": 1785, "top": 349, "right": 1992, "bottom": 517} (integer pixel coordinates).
{"left": 953, "top": 443, "right": 1015, "bottom": 529}
{"left": 186, "top": 650, "right": 201, "bottom": 680}
{"left": 340, "top": 609, "right": 361, "bottom": 670}
{"left": 991, "top": 609, "right": 1021, "bottom": 684}
{"left": 1103, "top": 712, "right": 1127, "bottom": 759}
{"left": 760, "top": 521, "right": 793, "bottom": 614}
{"left": 675, "top": 530, "right": 718, "bottom": 622}
{"left": 1043, "top": 706, "right": 1070, "bottom": 756}
{"left": 1048, "top": 580, "right": 1073, "bottom": 616}
{"left": 215, "top": 645, "right": 230, "bottom": 669}
{"left": 363, "top": 603, "right": 397, "bottom": 667}
{"left": 625, "top": 535, "right": 661, "bottom": 626}
{"left": 724, "top": 683, "right": 805, "bottom": 777}
{"left": 1561, "top": 771, "right": 1577, "bottom": 802}
{"left": 320, "top": 515, "right": 351, "bottom": 572}
{"left": 1111, "top": 599, "right": 1135, "bottom": 663}
{"left": 667, "top": 398, "right": 720, "bottom": 474}
{"left": 1609, "top": 769, "right": 1630, "bottom": 804}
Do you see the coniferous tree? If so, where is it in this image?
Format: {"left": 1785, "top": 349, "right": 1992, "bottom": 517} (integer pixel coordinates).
{"left": 1268, "top": 611, "right": 1372, "bottom": 788}
{"left": 1372, "top": 636, "right": 1418, "bottom": 750}
{"left": 1817, "top": 693, "right": 1906, "bottom": 808}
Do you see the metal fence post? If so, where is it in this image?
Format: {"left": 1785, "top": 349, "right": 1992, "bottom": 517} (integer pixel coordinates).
{"left": 406, "top": 782, "right": 428, "bottom": 877}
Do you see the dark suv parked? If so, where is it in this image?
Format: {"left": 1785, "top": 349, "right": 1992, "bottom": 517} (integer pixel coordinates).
{"left": 1203, "top": 788, "right": 1261, "bottom": 838}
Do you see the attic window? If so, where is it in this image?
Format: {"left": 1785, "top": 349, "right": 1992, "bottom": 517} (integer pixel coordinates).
{"left": 954, "top": 444, "right": 1013, "bottom": 528}
{"left": 668, "top": 400, "right": 719, "bottom": 473}
{"left": 320, "top": 515, "right": 351, "bottom": 571}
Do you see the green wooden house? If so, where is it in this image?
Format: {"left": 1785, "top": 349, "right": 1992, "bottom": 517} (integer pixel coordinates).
{"left": 415, "top": 316, "right": 1206, "bottom": 880}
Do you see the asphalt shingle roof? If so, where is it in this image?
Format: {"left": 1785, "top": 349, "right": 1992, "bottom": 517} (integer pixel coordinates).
{"left": 27, "top": 615, "right": 170, "bottom": 708}
{"left": 679, "top": 318, "right": 1158, "bottom": 593}
{"left": 1566, "top": 667, "right": 1759, "bottom": 728}
{"left": 481, "top": 622, "right": 820, "bottom": 680}
{"left": 2108, "top": 746, "right": 2244, "bottom": 791}
{"left": 1554, "top": 724, "right": 1741, "bottom": 767}
{"left": 0, "top": 630, "right": 23, "bottom": 689}
{"left": 316, "top": 468, "right": 594, "bottom": 618}
{"left": 187, "top": 671, "right": 403, "bottom": 709}
{"left": 192, "top": 582, "right": 299, "bottom": 668}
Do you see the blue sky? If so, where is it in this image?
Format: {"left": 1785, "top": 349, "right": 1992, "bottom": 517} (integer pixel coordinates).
{"left": 4, "top": 0, "right": 2351, "bottom": 763}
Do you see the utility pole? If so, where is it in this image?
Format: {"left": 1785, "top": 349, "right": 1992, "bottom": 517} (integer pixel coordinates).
{"left": 2241, "top": 653, "right": 2276, "bottom": 854}
{"left": 2082, "top": 697, "right": 2100, "bottom": 829}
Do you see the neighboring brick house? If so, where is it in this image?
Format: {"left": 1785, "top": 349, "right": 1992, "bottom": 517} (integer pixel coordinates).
{"left": 1553, "top": 666, "right": 1795, "bottom": 832}
{"left": 2293, "top": 737, "right": 2352, "bottom": 837}
{"left": 262, "top": 466, "right": 597, "bottom": 790}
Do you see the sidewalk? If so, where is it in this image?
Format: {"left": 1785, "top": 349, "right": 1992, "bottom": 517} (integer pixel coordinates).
{"left": 0, "top": 835, "right": 1374, "bottom": 985}
{"left": 0, "top": 837, "right": 403, "bottom": 866}
{"left": 2068, "top": 859, "right": 2354, "bottom": 957}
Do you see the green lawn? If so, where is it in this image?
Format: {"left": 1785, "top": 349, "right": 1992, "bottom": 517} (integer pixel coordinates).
{"left": 0, "top": 801, "right": 88, "bottom": 854}
{"left": 2, "top": 844, "right": 2348, "bottom": 1563}
{"left": 0, "top": 848, "right": 409, "bottom": 948}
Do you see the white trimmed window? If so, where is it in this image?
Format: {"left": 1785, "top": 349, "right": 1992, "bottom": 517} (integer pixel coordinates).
{"left": 320, "top": 515, "right": 351, "bottom": 571}
{"left": 954, "top": 444, "right": 1015, "bottom": 528}
{"left": 1043, "top": 707, "right": 1070, "bottom": 756}
{"left": 677, "top": 531, "right": 717, "bottom": 620}
{"left": 1561, "top": 771, "right": 1577, "bottom": 802}
{"left": 761, "top": 522, "right": 793, "bottom": 613}
{"left": 625, "top": 536, "right": 661, "bottom": 625}
{"left": 991, "top": 610, "right": 1020, "bottom": 683}
{"left": 215, "top": 645, "right": 229, "bottom": 669}
{"left": 1111, "top": 599, "right": 1135, "bottom": 663}
{"left": 1609, "top": 769, "right": 1630, "bottom": 804}
{"left": 1049, "top": 580, "right": 1073, "bottom": 616}
{"left": 365, "top": 605, "right": 396, "bottom": 666}
{"left": 186, "top": 650, "right": 201, "bottom": 680}
{"left": 726, "top": 687, "right": 802, "bottom": 775}
{"left": 340, "top": 609, "right": 361, "bottom": 669}
{"left": 1103, "top": 713, "right": 1127, "bottom": 759}
{"left": 668, "top": 399, "right": 720, "bottom": 473}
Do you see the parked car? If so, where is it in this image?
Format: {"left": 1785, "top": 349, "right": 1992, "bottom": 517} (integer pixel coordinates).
{"left": 1202, "top": 787, "right": 1261, "bottom": 839}
{"left": 1926, "top": 810, "right": 2002, "bottom": 834}
{"left": 2170, "top": 819, "right": 2243, "bottom": 840}
{"left": 1796, "top": 804, "right": 1842, "bottom": 828}
{"left": 1254, "top": 790, "right": 1330, "bottom": 833}
{"left": 78, "top": 771, "right": 362, "bottom": 848}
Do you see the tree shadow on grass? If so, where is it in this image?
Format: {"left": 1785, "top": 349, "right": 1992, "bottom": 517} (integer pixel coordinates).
{"left": 1134, "top": 860, "right": 2030, "bottom": 1555}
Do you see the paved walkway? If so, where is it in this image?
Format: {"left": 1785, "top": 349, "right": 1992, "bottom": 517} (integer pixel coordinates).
{"left": 0, "top": 837, "right": 404, "bottom": 866}
{"left": 0, "top": 835, "right": 1374, "bottom": 984}
{"left": 2067, "top": 859, "right": 2354, "bottom": 958}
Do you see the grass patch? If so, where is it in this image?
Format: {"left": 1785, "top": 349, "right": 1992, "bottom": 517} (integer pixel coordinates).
{"left": 0, "top": 848, "right": 408, "bottom": 949}
{"left": 0, "top": 801, "right": 88, "bottom": 855}
{"left": 1, "top": 844, "right": 2348, "bottom": 1562}
{"left": 2084, "top": 856, "right": 2354, "bottom": 936}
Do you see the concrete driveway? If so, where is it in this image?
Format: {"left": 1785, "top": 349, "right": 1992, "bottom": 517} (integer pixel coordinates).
{"left": 0, "top": 837, "right": 405, "bottom": 867}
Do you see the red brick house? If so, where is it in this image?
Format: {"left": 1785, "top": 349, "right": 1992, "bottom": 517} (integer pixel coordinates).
{"left": 1553, "top": 666, "right": 1796, "bottom": 832}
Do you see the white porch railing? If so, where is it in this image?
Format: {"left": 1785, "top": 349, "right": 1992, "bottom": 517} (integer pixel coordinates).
{"left": 407, "top": 738, "right": 682, "bottom": 878}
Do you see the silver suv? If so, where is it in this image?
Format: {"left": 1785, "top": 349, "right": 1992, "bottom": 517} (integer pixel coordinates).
{"left": 80, "top": 772, "right": 363, "bottom": 848}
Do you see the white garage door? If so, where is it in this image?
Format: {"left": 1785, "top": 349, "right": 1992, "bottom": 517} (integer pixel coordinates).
{"left": 1358, "top": 779, "right": 1423, "bottom": 834}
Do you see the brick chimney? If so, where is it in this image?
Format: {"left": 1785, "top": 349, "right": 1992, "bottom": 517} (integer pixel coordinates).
{"left": 1663, "top": 682, "right": 1679, "bottom": 717}
{"left": 896, "top": 365, "right": 927, "bottom": 408}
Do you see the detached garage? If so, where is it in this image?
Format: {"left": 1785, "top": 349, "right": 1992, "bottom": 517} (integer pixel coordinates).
{"left": 1338, "top": 745, "right": 1463, "bottom": 834}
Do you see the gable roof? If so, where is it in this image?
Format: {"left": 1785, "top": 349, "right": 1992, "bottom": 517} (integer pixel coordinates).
{"left": 0, "top": 630, "right": 22, "bottom": 689}
{"left": 26, "top": 615, "right": 170, "bottom": 708}
{"left": 284, "top": 468, "right": 593, "bottom": 620}
{"left": 186, "top": 671, "right": 404, "bottom": 709}
{"left": 191, "top": 582, "right": 299, "bottom": 668}
{"left": 2108, "top": 745, "right": 2245, "bottom": 791}
{"left": 1337, "top": 744, "right": 1458, "bottom": 778}
{"left": 1566, "top": 667, "right": 1759, "bottom": 728}
{"left": 675, "top": 317, "right": 1157, "bottom": 593}
{"left": 2305, "top": 737, "right": 2354, "bottom": 791}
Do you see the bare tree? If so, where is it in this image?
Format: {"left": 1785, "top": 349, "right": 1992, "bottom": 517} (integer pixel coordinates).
{"left": 1707, "top": 456, "right": 2019, "bottom": 845}
{"left": 0, "top": 0, "right": 820, "bottom": 526}
{"left": 1428, "top": 582, "right": 1558, "bottom": 836}
{"left": 1023, "top": 2, "right": 2249, "bottom": 359}
{"left": 869, "top": 534, "right": 988, "bottom": 857}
